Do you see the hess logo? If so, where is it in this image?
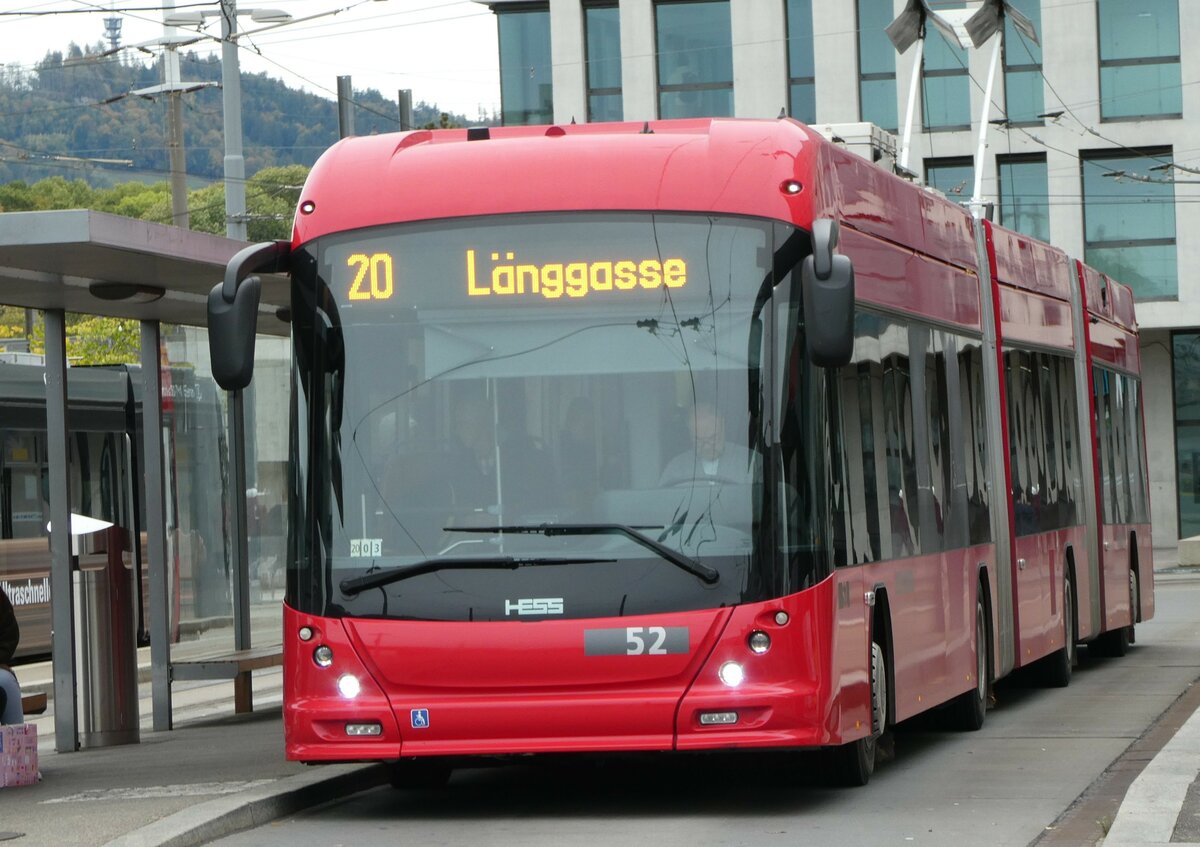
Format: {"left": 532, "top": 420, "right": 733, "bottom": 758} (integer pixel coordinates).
{"left": 505, "top": 597, "right": 564, "bottom": 616}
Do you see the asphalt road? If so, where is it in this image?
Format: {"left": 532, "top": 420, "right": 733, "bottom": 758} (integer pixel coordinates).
{"left": 209, "top": 571, "right": 1200, "bottom": 847}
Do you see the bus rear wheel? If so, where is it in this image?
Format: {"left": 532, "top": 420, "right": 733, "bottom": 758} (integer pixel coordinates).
{"left": 1041, "top": 572, "right": 1075, "bottom": 687}
{"left": 945, "top": 594, "right": 988, "bottom": 730}
{"left": 1093, "top": 569, "right": 1135, "bottom": 658}
{"left": 828, "top": 640, "right": 886, "bottom": 787}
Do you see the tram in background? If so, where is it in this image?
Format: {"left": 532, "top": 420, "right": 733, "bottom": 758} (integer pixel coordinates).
{"left": 0, "top": 360, "right": 230, "bottom": 660}
{"left": 210, "top": 117, "right": 1152, "bottom": 786}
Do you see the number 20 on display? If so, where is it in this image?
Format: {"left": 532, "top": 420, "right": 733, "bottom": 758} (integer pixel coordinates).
{"left": 347, "top": 253, "right": 394, "bottom": 301}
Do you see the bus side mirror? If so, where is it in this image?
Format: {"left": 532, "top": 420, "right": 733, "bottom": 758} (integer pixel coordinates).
{"left": 800, "top": 218, "right": 855, "bottom": 368}
{"left": 208, "top": 276, "right": 261, "bottom": 391}
{"left": 208, "top": 241, "right": 290, "bottom": 391}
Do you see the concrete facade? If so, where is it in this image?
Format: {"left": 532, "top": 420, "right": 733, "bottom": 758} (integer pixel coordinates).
{"left": 486, "top": 0, "right": 1196, "bottom": 546}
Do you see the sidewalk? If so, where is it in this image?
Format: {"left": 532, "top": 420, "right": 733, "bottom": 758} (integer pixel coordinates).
{"left": 2, "top": 649, "right": 387, "bottom": 847}
{"left": 1101, "top": 544, "right": 1200, "bottom": 847}
{"left": 1, "top": 708, "right": 386, "bottom": 847}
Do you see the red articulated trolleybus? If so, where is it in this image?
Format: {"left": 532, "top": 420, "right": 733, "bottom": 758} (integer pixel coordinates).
{"left": 208, "top": 118, "right": 1152, "bottom": 787}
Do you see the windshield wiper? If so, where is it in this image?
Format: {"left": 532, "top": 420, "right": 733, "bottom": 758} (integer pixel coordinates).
{"left": 444, "top": 523, "right": 720, "bottom": 585}
{"left": 340, "top": 555, "right": 616, "bottom": 596}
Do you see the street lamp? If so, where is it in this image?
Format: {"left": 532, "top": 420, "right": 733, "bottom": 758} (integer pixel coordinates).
{"left": 165, "top": 2, "right": 292, "bottom": 241}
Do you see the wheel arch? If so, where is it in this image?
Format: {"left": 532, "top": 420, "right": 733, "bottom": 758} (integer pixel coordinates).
{"left": 870, "top": 583, "right": 896, "bottom": 729}
{"left": 975, "top": 562, "right": 995, "bottom": 686}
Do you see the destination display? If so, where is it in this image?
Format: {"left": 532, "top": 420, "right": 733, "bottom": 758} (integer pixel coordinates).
{"left": 320, "top": 212, "right": 772, "bottom": 312}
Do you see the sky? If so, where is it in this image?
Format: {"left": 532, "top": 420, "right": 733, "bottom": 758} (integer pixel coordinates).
{"left": 3, "top": 0, "right": 501, "bottom": 120}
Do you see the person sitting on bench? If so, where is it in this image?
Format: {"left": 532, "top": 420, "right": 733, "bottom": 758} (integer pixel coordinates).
{"left": 0, "top": 585, "right": 21, "bottom": 725}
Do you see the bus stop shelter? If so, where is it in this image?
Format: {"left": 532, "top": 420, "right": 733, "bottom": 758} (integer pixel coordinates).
{"left": 0, "top": 209, "right": 288, "bottom": 751}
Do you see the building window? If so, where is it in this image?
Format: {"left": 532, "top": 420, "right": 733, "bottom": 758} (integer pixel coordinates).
{"left": 1174, "top": 332, "right": 1200, "bottom": 537}
{"left": 1097, "top": 0, "right": 1181, "bottom": 121}
{"left": 998, "top": 154, "right": 1049, "bottom": 242}
{"left": 922, "top": 26, "right": 970, "bottom": 131}
{"left": 858, "top": 0, "right": 896, "bottom": 131}
{"left": 925, "top": 157, "right": 973, "bottom": 201}
{"left": 655, "top": 0, "right": 733, "bottom": 119}
{"left": 1082, "top": 150, "right": 1177, "bottom": 300}
{"left": 497, "top": 6, "right": 553, "bottom": 126}
{"left": 1003, "top": 0, "right": 1043, "bottom": 124}
{"left": 786, "top": 0, "right": 815, "bottom": 123}
{"left": 585, "top": 4, "right": 622, "bottom": 122}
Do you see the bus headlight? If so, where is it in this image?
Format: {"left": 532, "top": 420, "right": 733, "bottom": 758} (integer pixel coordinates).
{"left": 718, "top": 661, "right": 745, "bottom": 688}
{"left": 313, "top": 645, "right": 334, "bottom": 668}
{"left": 337, "top": 674, "right": 361, "bottom": 699}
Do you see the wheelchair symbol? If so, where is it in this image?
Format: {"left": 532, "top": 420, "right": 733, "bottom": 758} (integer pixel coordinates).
{"left": 410, "top": 708, "right": 430, "bottom": 729}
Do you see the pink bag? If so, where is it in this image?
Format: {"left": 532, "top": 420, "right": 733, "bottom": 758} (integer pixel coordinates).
{"left": 1, "top": 723, "right": 38, "bottom": 787}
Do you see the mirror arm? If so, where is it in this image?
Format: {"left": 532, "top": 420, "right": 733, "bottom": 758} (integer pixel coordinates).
{"left": 221, "top": 241, "right": 291, "bottom": 303}
{"left": 811, "top": 219, "right": 840, "bottom": 280}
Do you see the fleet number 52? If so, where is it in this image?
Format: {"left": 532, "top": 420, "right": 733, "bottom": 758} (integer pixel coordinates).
{"left": 626, "top": 626, "right": 668, "bottom": 655}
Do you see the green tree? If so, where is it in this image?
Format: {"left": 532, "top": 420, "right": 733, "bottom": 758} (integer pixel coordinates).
{"left": 28, "top": 314, "right": 141, "bottom": 365}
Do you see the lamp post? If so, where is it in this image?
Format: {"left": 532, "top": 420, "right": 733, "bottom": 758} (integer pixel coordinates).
{"left": 165, "top": 2, "right": 292, "bottom": 240}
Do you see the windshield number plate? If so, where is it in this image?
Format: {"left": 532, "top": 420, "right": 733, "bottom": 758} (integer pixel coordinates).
{"left": 350, "top": 539, "right": 382, "bottom": 558}
{"left": 585, "top": 626, "right": 689, "bottom": 656}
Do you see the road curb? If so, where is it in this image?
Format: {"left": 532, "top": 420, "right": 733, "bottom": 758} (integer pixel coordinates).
{"left": 99, "top": 762, "right": 389, "bottom": 847}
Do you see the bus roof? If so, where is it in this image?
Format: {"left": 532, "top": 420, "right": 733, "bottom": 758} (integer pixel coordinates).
{"left": 292, "top": 118, "right": 977, "bottom": 273}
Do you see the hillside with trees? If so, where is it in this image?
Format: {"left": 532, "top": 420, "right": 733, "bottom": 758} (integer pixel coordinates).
{"left": 0, "top": 42, "right": 485, "bottom": 363}
{"left": 0, "top": 42, "right": 482, "bottom": 188}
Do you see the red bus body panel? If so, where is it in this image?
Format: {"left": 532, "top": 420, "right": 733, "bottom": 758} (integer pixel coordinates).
{"left": 282, "top": 119, "right": 1152, "bottom": 765}
{"left": 1076, "top": 261, "right": 1155, "bottom": 634}
{"left": 284, "top": 578, "right": 877, "bottom": 761}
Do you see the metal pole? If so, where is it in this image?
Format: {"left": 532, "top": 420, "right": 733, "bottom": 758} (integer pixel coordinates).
{"left": 221, "top": 0, "right": 252, "bottom": 686}
{"left": 898, "top": 37, "right": 925, "bottom": 173}
{"left": 229, "top": 391, "right": 251, "bottom": 654}
{"left": 163, "top": 0, "right": 190, "bottom": 228}
{"left": 167, "top": 92, "right": 189, "bottom": 228}
{"left": 398, "top": 89, "right": 413, "bottom": 132}
{"left": 140, "top": 321, "right": 172, "bottom": 730}
{"left": 45, "top": 309, "right": 78, "bottom": 752}
{"left": 971, "top": 36, "right": 1004, "bottom": 214}
{"left": 337, "top": 75, "right": 355, "bottom": 139}
{"left": 228, "top": 389, "right": 252, "bottom": 708}
{"left": 220, "top": 0, "right": 246, "bottom": 241}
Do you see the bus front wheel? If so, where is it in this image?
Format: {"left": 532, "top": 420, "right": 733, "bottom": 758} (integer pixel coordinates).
{"left": 828, "top": 640, "right": 886, "bottom": 787}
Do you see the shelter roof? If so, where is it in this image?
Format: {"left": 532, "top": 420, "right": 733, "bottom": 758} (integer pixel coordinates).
{"left": 0, "top": 209, "right": 288, "bottom": 336}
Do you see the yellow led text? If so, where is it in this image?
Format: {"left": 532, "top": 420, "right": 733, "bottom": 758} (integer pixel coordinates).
{"left": 466, "top": 250, "right": 686, "bottom": 299}
{"left": 347, "top": 253, "right": 395, "bottom": 301}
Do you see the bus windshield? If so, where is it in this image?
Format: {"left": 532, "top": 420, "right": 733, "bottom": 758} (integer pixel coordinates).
{"left": 290, "top": 211, "right": 810, "bottom": 621}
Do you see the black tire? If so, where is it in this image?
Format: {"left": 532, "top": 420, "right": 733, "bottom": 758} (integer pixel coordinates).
{"left": 1128, "top": 569, "right": 1139, "bottom": 645}
{"left": 389, "top": 758, "right": 453, "bottom": 790}
{"left": 1041, "top": 572, "right": 1076, "bottom": 688}
{"left": 1093, "top": 569, "right": 1135, "bottom": 658}
{"left": 828, "top": 640, "right": 886, "bottom": 787}
{"left": 945, "top": 594, "right": 988, "bottom": 730}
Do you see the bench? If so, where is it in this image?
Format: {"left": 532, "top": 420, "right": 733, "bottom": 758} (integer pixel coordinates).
{"left": 170, "top": 645, "right": 283, "bottom": 714}
{"left": 20, "top": 691, "right": 47, "bottom": 716}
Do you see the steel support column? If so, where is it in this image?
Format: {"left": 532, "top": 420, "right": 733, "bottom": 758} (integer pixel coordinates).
{"left": 228, "top": 389, "right": 253, "bottom": 709}
{"left": 45, "top": 309, "right": 77, "bottom": 752}
{"left": 141, "top": 321, "right": 173, "bottom": 730}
